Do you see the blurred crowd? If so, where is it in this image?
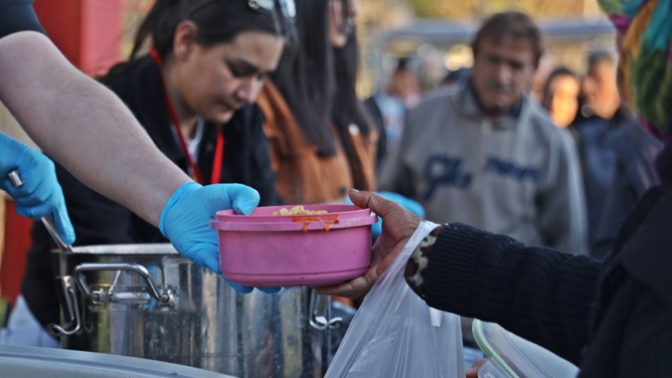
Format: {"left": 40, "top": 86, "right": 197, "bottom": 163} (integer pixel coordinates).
{"left": 374, "top": 44, "right": 661, "bottom": 262}
{"left": 1, "top": 0, "right": 667, "bottom": 374}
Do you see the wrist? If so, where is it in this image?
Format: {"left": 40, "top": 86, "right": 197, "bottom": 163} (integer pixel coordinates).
{"left": 0, "top": 134, "right": 27, "bottom": 170}
{"left": 405, "top": 224, "right": 446, "bottom": 298}
{"left": 159, "top": 181, "right": 202, "bottom": 237}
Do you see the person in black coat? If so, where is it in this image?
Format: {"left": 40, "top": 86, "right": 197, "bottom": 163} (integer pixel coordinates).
{"left": 93, "top": 56, "right": 279, "bottom": 243}
{"left": 321, "top": 185, "right": 671, "bottom": 376}
{"left": 570, "top": 52, "right": 661, "bottom": 259}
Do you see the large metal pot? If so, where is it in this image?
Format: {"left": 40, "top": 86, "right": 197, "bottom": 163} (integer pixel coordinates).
{"left": 51, "top": 244, "right": 341, "bottom": 378}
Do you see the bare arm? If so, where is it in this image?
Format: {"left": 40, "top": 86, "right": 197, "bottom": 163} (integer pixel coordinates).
{"left": 0, "top": 31, "right": 190, "bottom": 226}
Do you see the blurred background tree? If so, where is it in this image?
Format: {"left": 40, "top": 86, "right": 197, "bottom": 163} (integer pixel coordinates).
{"left": 408, "top": 0, "right": 586, "bottom": 19}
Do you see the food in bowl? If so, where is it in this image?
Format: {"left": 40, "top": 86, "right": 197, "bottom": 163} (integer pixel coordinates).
{"left": 272, "top": 205, "right": 328, "bottom": 216}
{"left": 211, "top": 204, "right": 377, "bottom": 287}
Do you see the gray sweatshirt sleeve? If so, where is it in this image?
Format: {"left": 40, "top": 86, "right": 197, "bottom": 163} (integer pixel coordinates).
{"left": 537, "top": 129, "right": 589, "bottom": 255}
{"left": 377, "top": 109, "right": 416, "bottom": 198}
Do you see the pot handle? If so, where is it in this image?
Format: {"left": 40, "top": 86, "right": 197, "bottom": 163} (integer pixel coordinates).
{"left": 308, "top": 289, "right": 342, "bottom": 331}
{"left": 48, "top": 275, "right": 82, "bottom": 336}
{"left": 74, "top": 263, "right": 173, "bottom": 306}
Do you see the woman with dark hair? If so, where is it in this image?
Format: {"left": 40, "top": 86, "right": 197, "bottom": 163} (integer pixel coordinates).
{"left": 4, "top": 0, "right": 288, "bottom": 348}
{"left": 541, "top": 67, "right": 581, "bottom": 128}
{"left": 256, "top": 0, "right": 378, "bottom": 205}
{"left": 331, "top": 21, "right": 380, "bottom": 192}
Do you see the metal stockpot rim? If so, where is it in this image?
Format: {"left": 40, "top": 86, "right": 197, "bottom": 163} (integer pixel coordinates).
{"left": 51, "top": 243, "right": 180, "bottom": 255}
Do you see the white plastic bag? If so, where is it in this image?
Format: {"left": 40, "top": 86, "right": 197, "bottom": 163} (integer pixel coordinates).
{"left": 326, "top": 221, "right": 465, "bottom": 378}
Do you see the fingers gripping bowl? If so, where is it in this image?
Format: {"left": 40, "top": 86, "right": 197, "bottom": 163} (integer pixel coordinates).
{"left": 211, "top": 205, "right": 377, "bottom": 287}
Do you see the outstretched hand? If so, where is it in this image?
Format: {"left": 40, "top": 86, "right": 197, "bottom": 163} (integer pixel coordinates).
{"left": 315, "top": 189, "right": 421, "bottom": 298}
{"left": 160, "top": 182, "right": 281, "bottom": 294}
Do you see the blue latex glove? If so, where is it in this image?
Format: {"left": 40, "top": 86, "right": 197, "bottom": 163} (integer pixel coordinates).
{"left": 0, "top": 134, "right": 75, "bottom": 244}
{"left": 347, "top": 191, "right": 425, "bottom": 238}
{"left": 159, "top": 182, "right": 280, "bottom": 294}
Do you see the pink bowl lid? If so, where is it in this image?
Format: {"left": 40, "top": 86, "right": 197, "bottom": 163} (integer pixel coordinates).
{"left": 211, "top": 204, "right": 376, "bottom": 232}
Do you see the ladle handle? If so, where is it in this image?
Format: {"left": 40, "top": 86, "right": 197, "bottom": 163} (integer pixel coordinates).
{"left": 7, "top": 169, "right": 73, "bottom": 252}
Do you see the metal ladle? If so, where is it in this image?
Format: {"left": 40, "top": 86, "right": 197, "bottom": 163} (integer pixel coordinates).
{"left": 8, "top": 169, "right": 73, "bottom": 252}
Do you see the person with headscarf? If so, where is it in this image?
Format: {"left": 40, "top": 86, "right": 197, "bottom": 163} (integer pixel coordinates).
{"left": 317, "top": 0, "right": 672, "bottom": 375}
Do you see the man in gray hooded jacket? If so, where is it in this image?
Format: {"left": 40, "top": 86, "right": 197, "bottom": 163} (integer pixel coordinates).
{"left": 379, "top": 12, "right": 588, "bottom": 255}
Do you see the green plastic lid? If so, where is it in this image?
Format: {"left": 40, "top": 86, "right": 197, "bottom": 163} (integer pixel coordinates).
{"left": 472, "top": 319, "right": 579, "bottom": 378}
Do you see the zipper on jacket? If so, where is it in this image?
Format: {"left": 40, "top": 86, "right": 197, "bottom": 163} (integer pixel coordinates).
{"left": 479, "top": 118, "right": 493, "bottom": 169}
{"left": 470, "top": 117, "right": 493, "bottom": 198}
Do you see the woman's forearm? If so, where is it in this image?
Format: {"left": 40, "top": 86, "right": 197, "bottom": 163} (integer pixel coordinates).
{"left": 0, "top": 31, "right": 190, "bottom": 225}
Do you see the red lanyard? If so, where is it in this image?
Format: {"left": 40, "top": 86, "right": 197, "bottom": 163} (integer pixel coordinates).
{"left": 149, "top": 49, "right": 224, "bottom": 185}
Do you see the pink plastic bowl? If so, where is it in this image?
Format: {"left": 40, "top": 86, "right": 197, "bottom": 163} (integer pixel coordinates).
{"left": 211, "top": 204, "right": 377, "bottom": 287}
